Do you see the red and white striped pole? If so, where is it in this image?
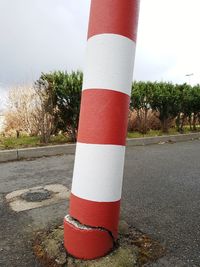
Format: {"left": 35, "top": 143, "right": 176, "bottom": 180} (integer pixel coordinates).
{"left": 64, "top": 0, "right": 140, "bottom": 259}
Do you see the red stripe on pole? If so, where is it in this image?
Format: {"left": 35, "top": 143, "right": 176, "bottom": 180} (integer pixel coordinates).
{"left": 77, "top": 89, "right": 130, "bottom": 145}
{"left": 64, "top": 0, "right": 140, "bottom": 259}
{"left": 88, "top": 0, "right": 140, "bottom": 41}
{"left": 69, "top": 193, "right": 120, "bottom": 239}
{"left": 64, "top": 218, "right": 113, "bottom": 259}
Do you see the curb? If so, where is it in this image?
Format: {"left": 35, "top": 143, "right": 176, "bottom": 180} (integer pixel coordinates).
{"left": 0, "top": 143, "right": 75, "bottom": 163}
{"left": 0, "top": 133, "right": 199, "bottom": 163}
{"left": 126, "top": 132, "right": 200, "bottom": 146}
{"left": 0, "top": 149, "right": 18, "bottom": 163}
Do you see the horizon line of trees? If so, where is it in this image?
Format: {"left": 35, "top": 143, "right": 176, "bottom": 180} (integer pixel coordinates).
{"left": 3, "top": 71, "right": 200, "bottom": 142}
{"left": 131, "top": 81, "right": 200, "bottom": 134}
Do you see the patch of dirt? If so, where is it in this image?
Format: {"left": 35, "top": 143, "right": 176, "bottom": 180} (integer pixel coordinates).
{"left": 33, "top": 221, "right": 165, "bottom": 267}
{"left": 120, "top": 227, "right": 166, "bottom": 266}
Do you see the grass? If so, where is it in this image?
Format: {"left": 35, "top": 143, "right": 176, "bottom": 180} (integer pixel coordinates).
{"left": 0, "top": 127, "right": 199, "bottom": 150}
{"left": 127, "top": 128, "right": 179, "bottom": 139}
{"left": 0, "top": 136, "right": 40, "bottom": 150}
{"left": 127, "top": 126, "right": 200, "bottom": 139}
{"left": 0, "top": 134, "right": 69, "bottom": 150}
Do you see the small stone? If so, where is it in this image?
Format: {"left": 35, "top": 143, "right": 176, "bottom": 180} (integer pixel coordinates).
{"left": 49, "top": 229, "right": 64, "bottom": 242}
{"left": 67, "top": 257, "right": 76, "bottom": 267}
{"left": 119, "top": 220, "right": 129, "bottom": 235}
{"left": 55, "top": 253, "right": 67, "bottom": 265}
{"left": 158, "top": 141, "right": 165, "bottom": 145}
{"left": 43, "top": 239, "right": 60, "bottom": 259}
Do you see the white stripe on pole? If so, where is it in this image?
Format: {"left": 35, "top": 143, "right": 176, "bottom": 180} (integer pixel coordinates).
{"left": 83, "top": 34, "right": 136, "bottom": 96}
{"left": 71, "top": 143, "right": 125, "bottom": 202}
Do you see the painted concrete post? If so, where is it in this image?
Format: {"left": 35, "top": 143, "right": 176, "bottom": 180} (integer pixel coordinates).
{"left": 64, "top": 0, "right": 140, "bottom": 260}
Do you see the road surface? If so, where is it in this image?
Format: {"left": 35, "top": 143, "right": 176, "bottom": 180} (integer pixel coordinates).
{"left": 0, "top": 140, "right": 199, "bottom": 266}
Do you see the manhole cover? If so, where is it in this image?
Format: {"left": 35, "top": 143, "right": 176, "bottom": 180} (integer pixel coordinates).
{"left": 21, "top": 189, "right": 52, "bottom": 202}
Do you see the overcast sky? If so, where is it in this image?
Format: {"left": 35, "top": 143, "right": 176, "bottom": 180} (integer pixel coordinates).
{"left": 1, "top": 0, "right": 200, "bottom": 108}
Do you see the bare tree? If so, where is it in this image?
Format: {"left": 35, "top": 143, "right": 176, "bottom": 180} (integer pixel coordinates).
{"left": 34, "top": 79, "right": 57, "bottom": 143}
{"left": 5, "top": 86, "right": 35, "bottom": 136}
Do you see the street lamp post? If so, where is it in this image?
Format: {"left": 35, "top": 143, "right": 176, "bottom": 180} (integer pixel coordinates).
{"left": 185, "top": 73, "right": 194, "bottom": 85}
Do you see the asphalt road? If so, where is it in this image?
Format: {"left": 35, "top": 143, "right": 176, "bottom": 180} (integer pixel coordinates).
{"left": 0, "top": 140, "right": 199, "bottom": 266}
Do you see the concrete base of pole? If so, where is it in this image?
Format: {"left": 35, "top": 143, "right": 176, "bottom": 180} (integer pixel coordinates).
{"left": 64, "top": 215, "right": 114, "bottom": 260}
{"left": 33, "top": 220, "right": 165, "bottom": 266}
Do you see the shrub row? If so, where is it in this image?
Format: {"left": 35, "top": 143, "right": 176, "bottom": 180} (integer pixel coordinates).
{"left": 4, "top": 72, "right": 200, "bottom": 142}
